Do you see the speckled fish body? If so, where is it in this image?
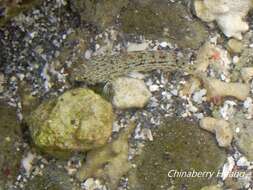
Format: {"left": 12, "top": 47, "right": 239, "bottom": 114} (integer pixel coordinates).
{"left": 71, "top": 51, "right": 191, "bottom": 85}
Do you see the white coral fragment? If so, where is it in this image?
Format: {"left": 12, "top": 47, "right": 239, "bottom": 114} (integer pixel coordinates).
{"left": 194, "top": 0, "right": 252, "bottom": 39}
{"left": 241, "top": 67, "right": 253, "bottom": 83}
{"left": 195, "top": 42, "right": 218, "bottom": 72}
{"left": 195, "top": 42, "right": 231, "bottom": 81}
{"left": 203, "top": 78, "right": 250, "bottom": 101}
{"left": 200, "top": 117, "right": 233, "bottom": 147}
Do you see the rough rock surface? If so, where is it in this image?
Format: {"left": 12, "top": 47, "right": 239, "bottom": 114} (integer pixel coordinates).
{"left": 130, "top": 119, "right": 226, "bottom": 190}
{"left": 0, "top": 103, "right": 23, "bottom": 189}
{"left": 70, "top": 0, "right": 128, "bottom": 30}
{"left": 24, "top": 163, "right": 81, "bottom": 190}
{"left": 71, "top": 0, "right": 208, "bottom": 49}
{"left": 231, "top": 112, "right": 253, "bottom": 161}
{"left": 26, "top": 88, "right": 114, "bottom": 157}
{"left": 112, "top": 77, "right": 151, "bottom": 109}
{"left": 120, "top": 0, "right": 208, "bottom": 49}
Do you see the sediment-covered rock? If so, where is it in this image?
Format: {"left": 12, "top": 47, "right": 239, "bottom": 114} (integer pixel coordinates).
{"left": 70, "top": 0, "right": 128, "bottom": 30}
{"left": 231, "top": 112, "right": 253, "bottom": 161}
{"left": 0, "top": 103, "right": 23, "bottom": 189}
{"left": 24, "top": 163, "right": 81, "bottom": 190}
{"left": 120, "top": 0, "right": 208, "bottom": 49}
{"left": 130, "top": 119, "right": 226, "bottom": 190}
{"left": 0, "top": 0, "right": 41, "bottom": 26}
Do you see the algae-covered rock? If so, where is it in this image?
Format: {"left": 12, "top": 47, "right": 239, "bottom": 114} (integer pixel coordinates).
{"left": 71, "top": 0, "right": 129, "bottom": 30}
{"left": 231, "top": 112, "right": 253, "bottom": 161}
{"left": 0, "top": 103, "right": 23, "bottom": 189}
{"left": 0, "top": 0, "right": 41, "bottom": 26}
{"left": 24, "top": 163, "right": 81, "bottom": 190}
{"left": 130, "top": 119, "right": 226, "bottom": 190}
{"left": 70, "top": 0, "right": 209, "bottom": 49}
{"left": 26, "top": 88, "right": 114, "bottom": 158}
{"left": 120, "top": 0, "right": 208, "bottom": 49}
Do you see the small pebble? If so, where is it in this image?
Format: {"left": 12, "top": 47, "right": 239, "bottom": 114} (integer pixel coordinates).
{"left": 159, "top": 41, "right": 168, "bottom": 48}
{"left": 237, "top": 157, "right": 250, "bottom": 167}
{"left": 149, "top": 84, "right": 159, "bottom": 92}
{"left": 227, "top": 39, "right": 243, "bottom": 54}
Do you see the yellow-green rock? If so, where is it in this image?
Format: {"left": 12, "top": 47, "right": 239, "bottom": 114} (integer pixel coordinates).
{"left": 26, "top": 88, "right": 114, "bottom": 158}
